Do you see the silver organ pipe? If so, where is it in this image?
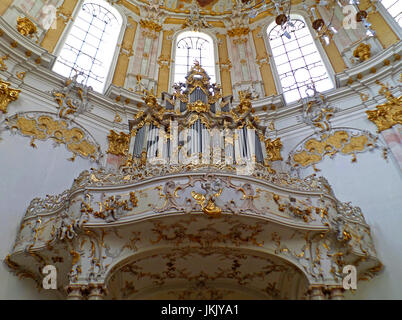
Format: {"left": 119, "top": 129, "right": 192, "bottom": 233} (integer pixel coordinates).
{"left": 129, "top": 63, "right": 273, "bottom": 169}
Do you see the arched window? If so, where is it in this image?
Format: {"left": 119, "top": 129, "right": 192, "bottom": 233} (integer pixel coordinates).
{"left": 267, "top": 17, "right": 334, "bottom": 103}
{"left": 52, "top": 0, "right": 122, "bottom": 93}
{"left": 379, "top": 0, "right": 402, "bottom": 27}
{"left": 174, "top": 31, "right": 216, "bottom": 84}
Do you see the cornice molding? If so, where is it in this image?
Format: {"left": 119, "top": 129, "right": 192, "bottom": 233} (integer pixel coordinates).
{"left": 0, "top": 17, "right": 55, "bottom": 68}
{"left": 335, "top": 41, "right": 401, "bottom": 87}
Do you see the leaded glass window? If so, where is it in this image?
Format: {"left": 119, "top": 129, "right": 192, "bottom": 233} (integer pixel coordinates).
{"left": 380, "top": 0, "right": 402, "bottom": 27}
{"left": 268, "top": 18, "right": 333, "bottom": 103}
{"left": 174, "top": 31, "right": 216, "bottom": 84}
{"left": 52, "top": 0, "right": 122, "bottom": 93}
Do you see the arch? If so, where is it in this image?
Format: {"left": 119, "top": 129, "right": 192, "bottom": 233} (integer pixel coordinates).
{"left": 265, "top": 14, "right": 334, "bottom": 104}
{"left": 171, "top": 30, "right": 218, "bottom": 86}
{"left": 104, "top": 245, "right": 310, "bottom": 300}
{"left": 52, "top": 0, "right": 124, "bottom": 93}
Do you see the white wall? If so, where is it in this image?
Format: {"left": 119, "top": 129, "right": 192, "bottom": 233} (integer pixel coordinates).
{"left": 281, "top": 111, "right": 402, "bottom": 299}
{"left": 0, "top": 131, "right": 95, "bottom": 299}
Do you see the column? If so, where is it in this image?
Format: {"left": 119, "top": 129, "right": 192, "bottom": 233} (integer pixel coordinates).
{"left": 65, "top": 285, "right": 84, "bottom": 300}
{"left": 328, "top": 286, "right": 344, "bottom": 300}
{"left": 40, "top": 0, "right": 79, "bottom": 54}
{"left": 309, "top": 285, "right": 326, "bottom": 300}
{"left": 87, "top": 284, "right": 107, "bottom": 300}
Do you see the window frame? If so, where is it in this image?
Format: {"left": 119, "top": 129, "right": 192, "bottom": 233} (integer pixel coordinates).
{"left": 168, "top": 30, "right": 220, "bottom": 94}
{"left": 51, "top": 0, "right": 126, "bottom": 94}
{"left": 376, "top": 0, "right": 402, "bottom": 39}
{"left": 262, "top": 12, "right": 336, "bottom": 105}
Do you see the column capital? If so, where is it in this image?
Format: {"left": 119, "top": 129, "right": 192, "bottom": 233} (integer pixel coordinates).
{"left": 65, "top": 284, "right": 85, "bottom": 300}
{"left": 86, "top": 283, "right": 108, "bottom": 300}
{"left": 327, "top": 285, "right": 345, "bottom": 300}
{"left": 308, "top": 285, "right": 327, "bottom": 300}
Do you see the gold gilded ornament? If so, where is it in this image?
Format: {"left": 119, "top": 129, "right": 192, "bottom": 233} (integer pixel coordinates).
{"left": 264, "top": 137, "right": 283, "bottom": 162}
{"left": 191, "top": 180, "right": 223, "bottom": 217}
{"left": 0, "top": 80, "right": 20, "bottom": 113}
{"left": 8, "top": 114, "right": 99, "bottom": 160}
{"left": 0, "top": 54, "right": 9, "bottom": 71}
{"left": 114, "top": 113, "right": 122, "bottom": 123}
{"left": 353, "top": 43, "right": 371, "bottom": 62}
{"left": 107, "top": 130, "right": 130, "bottom": 156}
{"left": 139, "top": 19, "right": 162, "bottom": 32}
{"left": 16, "top": 17, "right": 37, "bottom": 37}
{"left": 188, "top": 100, "right": 209, "bottom": 113}
{"left": 292, "top": 130, "right": 375, "bottom": 167}
{"left": 129, "top": 192, "right": 138, "bottom": 207}
{"left": 366, "top": 87, "right": 402, "bottom": 132}
{"left": 234, "top": 90, "right": 252, "bottom": 115}
{"left": 16, "top": 72, "right": 26, "bottom": 80}
{"left": 227, "top": 27, "right": 250, "bottom": 37}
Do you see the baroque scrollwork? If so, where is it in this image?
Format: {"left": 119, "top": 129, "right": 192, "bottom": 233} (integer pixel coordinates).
{"left": 107, "top": 130, "right": 130, "bottom": 156}
{"left": 0, "top": 80, "right": 20, "bottom": 114}
{"left": 51, "top": 75, "right": 92, "bottom": 119}
{"left": 6, "top": 165, "right": 382, "bottom": 298}
{"left": 264, "top": 138, "right": 283, "bottom": 162}
{"left": 288, "top": 128, "right": 381, "bottom": 169}
{"left": 3, "top": 112, "right": 102, "bottom": 162}
{"left": 366, "top": 81, "right": 402, "bottom": 132}
{"left": 301, "top": 84, "right": 337, "bottom": 132}
{"left": 181, "top": 2, "right": 211, "bottom": 31}
{"left": 4, "top": 45, "right": 383, "bottom": 299}
{"left": 191, "top": 179, "right": 223, "bottom": 217}
{"left": 16, "top": 17, "right": 37, "bottom": 38}
{"left": 353, "top": 43, "right": 371, "bottom": 62}
{"left": 82, "top": 192, "right": 139, "bottom": 222}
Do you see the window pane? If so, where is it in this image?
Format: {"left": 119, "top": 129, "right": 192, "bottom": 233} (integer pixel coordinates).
{"left": 381, "top": 0, "right": 402, "bottom": 27}
{"left": 52, "top": 0, "right": 122, "bottom": 93}
{"left": 276, "top": 63, "right": 291, "bottom": 74}
{"left": 273, "top": 54, "right": 289, "bottom": 66}
{"left": 174, "top": 31, "right": 216, "bottom": 84}
{"left": 287, "top": 49, "right": 302, "bottom": 60}
{"left": 268, "top": 18, "right": 333, "bottom": 104}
